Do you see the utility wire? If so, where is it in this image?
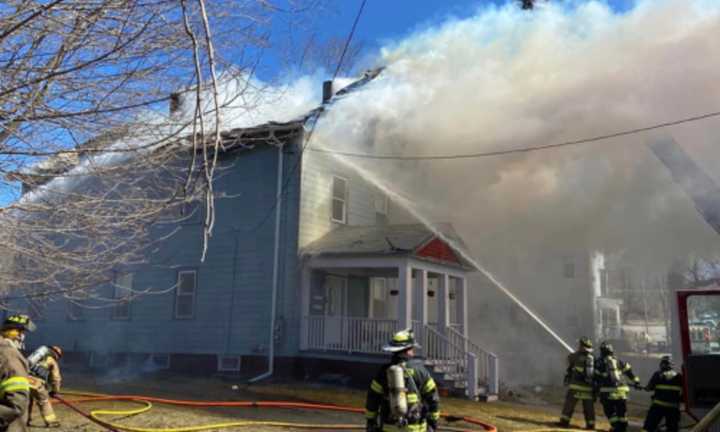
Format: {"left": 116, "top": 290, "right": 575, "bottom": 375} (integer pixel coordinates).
{"left": 333, "top": 0, "right": 367, "bottom": 79}
{"left": 308, "top": 110, "right": 720, "bottom": 161}
{"left": 246, "top": 0, "right": 368, "bottom": 234}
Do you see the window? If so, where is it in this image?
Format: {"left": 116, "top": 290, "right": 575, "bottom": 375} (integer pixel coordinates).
{"left": 374, "top": 194, "right": 388, "bottom": 215}
{"left": 218, "top": 355, "right": 242, "bottom": 372}
{"left": 112, "top": 273, "right": 133, "bottom": 320}
{"left": 67, "top": 300, "right": 85, "bottom": 321}
{"left": 563, "top": 258, "right": 575, "bottom": 279}
{"left": 147, "top": 353, "right": 170, "bottom": 370}
{"left": 370, "top": 278, "right": 388, "bottom": 319}
{"left": 174, "top": 270, "right": 197, "bottom": 319}
{"left": 27, "top": 298, "right": 46, "bottom": 321}
{"left": 331, "top": 176, "right": 348, "bottom": 223}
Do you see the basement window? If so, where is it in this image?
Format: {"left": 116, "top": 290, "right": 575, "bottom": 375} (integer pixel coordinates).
{"left": 112, "top": 272, "right": 133, "bottom": 320}
{"left": 174, "top": 270, "right": 197, "bottom": 319}
{"left": 563, "top": 259, "right": 576, "bottom": 279}
{"left": 218, "top": 355, "right": 242, "bottom": 372}
{"left": 150, "top": 353, "right": 170, "bottom": 370}
{"left": 331, "top": 176, "right": 348, "bottom": 224}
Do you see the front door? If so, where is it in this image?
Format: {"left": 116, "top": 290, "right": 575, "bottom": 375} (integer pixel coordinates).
{"left": 324, "top": 275, "right": 347, "bottom": 347}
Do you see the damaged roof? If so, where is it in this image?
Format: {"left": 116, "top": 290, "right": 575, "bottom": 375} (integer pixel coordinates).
{"left": 304, "top": 223, "right": 476, "bottom": 270}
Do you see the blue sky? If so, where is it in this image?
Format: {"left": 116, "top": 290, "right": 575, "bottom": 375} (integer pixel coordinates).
{"left": 307, "top": 0, "right": 634, "bottom": 67}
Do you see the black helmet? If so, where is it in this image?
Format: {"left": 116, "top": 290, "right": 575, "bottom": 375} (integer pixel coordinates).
{"left": 600, "top": 341, "right": 614, "bottom": 356}
{"left": 578, "top": 337, "right": 593, "bottom": 351}
{"left": 2, "top": 314, "right": 36, "bottom": 332}
{"left": 660, "top": 355, "right": 673, "bottom": 371}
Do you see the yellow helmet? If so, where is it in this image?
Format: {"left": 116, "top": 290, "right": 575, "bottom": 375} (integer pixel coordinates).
{"left": 382, "top": 329, "right": 420, "bottom": 353}
{"left": 2, "top": 314, "right": 36, "bottom": 332}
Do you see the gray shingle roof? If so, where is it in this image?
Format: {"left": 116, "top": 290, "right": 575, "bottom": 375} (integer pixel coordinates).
{"left": 303, "top": 223, "right": 475, "bottom": 269}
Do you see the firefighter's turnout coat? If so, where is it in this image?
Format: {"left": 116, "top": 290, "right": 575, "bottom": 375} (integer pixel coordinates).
{"left": 560, "top": 349, "right": 596, "bottom": 428}
{"left": 28, "top": 355, "right": 61, "bottom": 393}
{"left": 642, "top": 370, "right": 683, "bottom": 432}
{"left": 594, "top": 355, "right": 640, "bottom": 401}
{"left": 28, "top": 354, "right": 62, "bottom": 425}
{"left": 594, "top": 355, "right": 639, "bottom": 432}
{"left": 0, "top": 338, "right": 30, "bottom": 432}
{"left": 566, "top": 350, "right": 595, "bottom": 399}
{"left": 365, "top": 358, "right": 440, "bottom": 432}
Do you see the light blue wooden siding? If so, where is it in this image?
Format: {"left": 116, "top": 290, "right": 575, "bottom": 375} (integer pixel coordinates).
{"left": 298, "top": 149, "right": 384, "bottom": 248}
{"left": 26, "top": 141, "right": 303, "bottom": 357}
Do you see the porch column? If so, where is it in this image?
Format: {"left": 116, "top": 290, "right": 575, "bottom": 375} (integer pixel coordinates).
{"left": 299, "top": 267, "right": 311, "bottom": 350}
{"left": 398, "top": 262, "right": 413, "bottom": 330}
{"left": 458, "top": 276, "right": 468, "bottom": 339}
{"left": 416, "top": 269, "right": 428, "bottom": 355}
{"left": 417, "top": 269, "right": 428, "bottom": 326}
{"left": 438, "top": 273, "right": 451, "bottom": 330}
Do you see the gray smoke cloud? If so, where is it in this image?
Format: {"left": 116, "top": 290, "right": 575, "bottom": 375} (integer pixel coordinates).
{"left": 309, "top": 0, "right": 720, "bottom": 384}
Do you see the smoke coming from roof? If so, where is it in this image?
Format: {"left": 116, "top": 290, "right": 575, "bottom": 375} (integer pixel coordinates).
{"left": 309, "top": 0, "right": 720, "bottom": 382}
{"left": 316, "top": 0, "right": 720, "bottom": 270}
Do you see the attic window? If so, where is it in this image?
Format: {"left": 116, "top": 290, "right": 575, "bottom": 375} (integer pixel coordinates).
{"left": 563, "top": 258, "right": 575, "bottom": 279}
{"left": 374, "top": 194, "right": 388, "bottom": 215}
{"left": 331, "top": 176, "right": 348, "bottom": 224}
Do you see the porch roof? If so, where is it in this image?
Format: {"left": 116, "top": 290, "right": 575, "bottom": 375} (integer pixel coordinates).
{"left": 303, "top": 223, "right": 476, "bottom": 270}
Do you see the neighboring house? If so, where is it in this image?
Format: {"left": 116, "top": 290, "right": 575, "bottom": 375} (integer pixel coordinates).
{"left": 12, "top": 71, "right": 497, "bottom": 398}
{"left": 469, "top": 248, "right": 621, "bottom": 385}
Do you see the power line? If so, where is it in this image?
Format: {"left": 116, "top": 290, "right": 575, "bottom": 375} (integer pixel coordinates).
{"left": 308, "top": 110, "right": 720, "bottom": 161}
{"left": 333, "top": 0, "right": 368, "bottom": 79}
{"left": 247, "top": 0, "right": 369, "bottom": 234}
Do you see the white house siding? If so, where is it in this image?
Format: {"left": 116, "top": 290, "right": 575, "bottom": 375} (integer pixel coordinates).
{"left": 298, "top": 149, "right": 385, "bottom": 249}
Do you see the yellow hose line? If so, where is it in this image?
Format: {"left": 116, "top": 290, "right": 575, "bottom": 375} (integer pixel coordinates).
{"left": 65, "top": 392, "right": 364, "bottom": 431}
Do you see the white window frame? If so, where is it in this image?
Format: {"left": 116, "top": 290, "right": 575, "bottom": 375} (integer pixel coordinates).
{"left": 563, "top": 258, "right": 576, "bottom": 279}
{"left": 217, "top": 355, "right": 242, "bottom": 372}
{"left": 174, "top": 270, "right": 197, "bottom": 319}
{"left": 374, "top": 194, "right": 388, "bottom": 215}
{"left": 111, "top": 272, "right": 133, "bottom": 320}
{"left": 67, "top": 298, "right": 85, "bottom": 321}
{"left": 331, "top": 176, "right": 348, "bottom": 224}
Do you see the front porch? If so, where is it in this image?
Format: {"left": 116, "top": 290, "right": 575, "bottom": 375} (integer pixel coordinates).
{"left": 299, "top": 255, "right": 498, "bottom": 398}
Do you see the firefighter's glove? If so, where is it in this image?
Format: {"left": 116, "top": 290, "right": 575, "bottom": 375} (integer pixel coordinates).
{"left": 633, "top": 383, "right": 644, "bottom": 391}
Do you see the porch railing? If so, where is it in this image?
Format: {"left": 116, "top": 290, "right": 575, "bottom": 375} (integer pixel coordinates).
{"left": 303, "top": 316, "right": 399, "bottom": 354}
{"left": 446, "top": 325, "right": 499, "bottom": 396}
{"left": 302, "top": 316, "right": 498, "bottom": 399}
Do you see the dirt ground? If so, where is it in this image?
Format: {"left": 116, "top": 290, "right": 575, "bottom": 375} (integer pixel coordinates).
{"left": 30, "top": 371, "right": 671, "bottom": 432}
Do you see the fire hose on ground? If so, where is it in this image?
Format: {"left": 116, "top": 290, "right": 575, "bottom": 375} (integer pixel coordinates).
{"left": 52, "top": 390, "right": 499, "bottom": 432}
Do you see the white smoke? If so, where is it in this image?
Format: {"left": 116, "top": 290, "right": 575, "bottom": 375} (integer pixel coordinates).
{"left": 313, "top": 0, "right": 720, "bottom": 271}
{"left": 307, "top": 0, "right": 720, "bottom": 383}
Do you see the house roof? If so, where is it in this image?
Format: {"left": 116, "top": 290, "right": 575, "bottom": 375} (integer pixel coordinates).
{"left": 303, "top": 223, "right": 476, "bottom": 270}
{"left": 13, "top": 68, "right": 384, "bottom": 185}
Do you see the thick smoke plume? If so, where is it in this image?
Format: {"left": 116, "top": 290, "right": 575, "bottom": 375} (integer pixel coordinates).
{"left": 311, "top": 0, "right": 720, "bottom": 383}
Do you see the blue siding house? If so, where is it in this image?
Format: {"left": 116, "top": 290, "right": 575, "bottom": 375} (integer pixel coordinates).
{"left": 19, "top": 71, "right": 498, "bottom": 397}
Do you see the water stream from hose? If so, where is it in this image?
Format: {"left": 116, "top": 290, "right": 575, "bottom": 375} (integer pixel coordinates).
{"left": 323, "top": 151, "right": 574, "bottom": 354}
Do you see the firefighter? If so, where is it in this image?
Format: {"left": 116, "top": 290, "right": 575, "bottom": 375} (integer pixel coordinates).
{"left": 0, "top": 314, "right": 35, "bottom": 432}
{"left": 594, "top": 341, "right": 642, "bottom": 432}
{"left": 365, "top": 329, "right": 440, "bottom": 432}
{"left": 27, "top": 346, "right": 62, "bottom": 428}
{"left": 559, "top": 337, "right": 596, "bottom": 430}
{"left": 641, "top": 356, "right": 683, "bottom": 432}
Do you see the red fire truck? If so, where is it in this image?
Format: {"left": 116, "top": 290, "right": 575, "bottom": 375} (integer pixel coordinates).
{"left": 676, "top": 289, "right": 720, "bottom": 425}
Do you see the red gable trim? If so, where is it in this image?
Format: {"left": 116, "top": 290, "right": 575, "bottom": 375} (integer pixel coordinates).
{"left": 416, "top": 237, "right": 460, "bottom": 265}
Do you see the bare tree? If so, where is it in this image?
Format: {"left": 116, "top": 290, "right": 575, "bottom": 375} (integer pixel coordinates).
{"left": 0, "top": 0, "right": 319, "bottom": 308}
